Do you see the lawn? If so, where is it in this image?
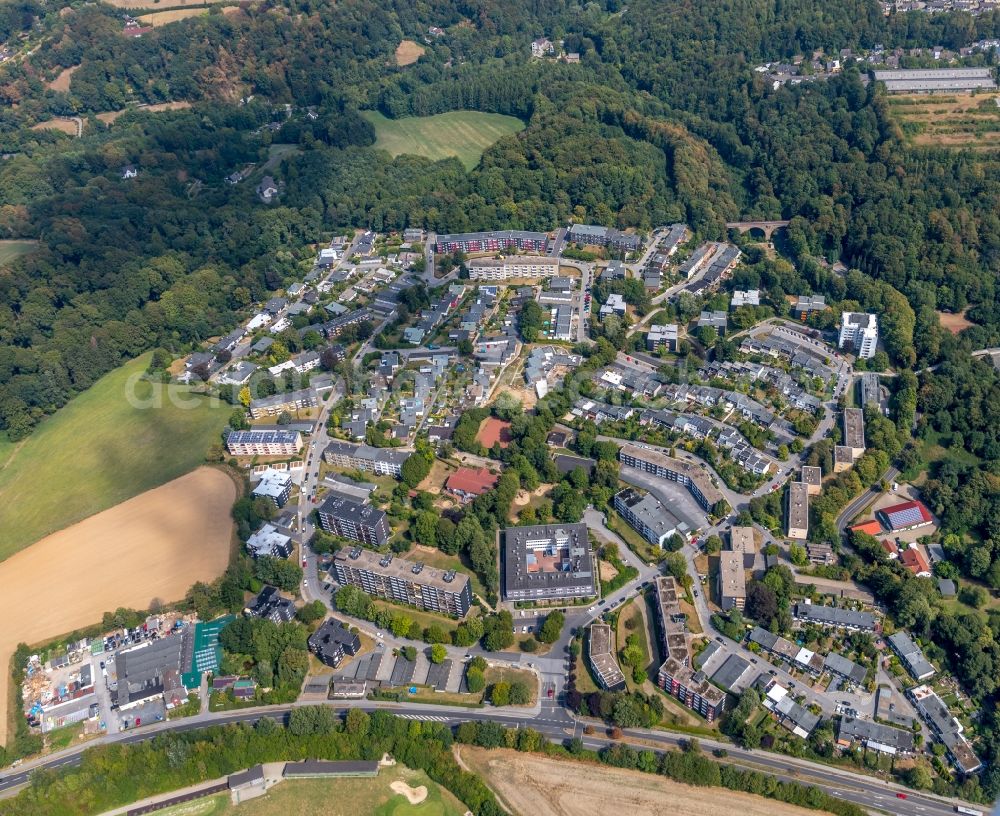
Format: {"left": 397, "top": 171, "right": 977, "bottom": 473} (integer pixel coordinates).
{"left": 0, "top": 239, "right": 39, "bottom": 268}
{"left": 152, "top": 767, "right": 465, "bottom": 816}
{"left": 0, "top": 353, "right": 233, "bottom": 561}
{"left": 362, "top": 110, "right": 524, "bottom": 171}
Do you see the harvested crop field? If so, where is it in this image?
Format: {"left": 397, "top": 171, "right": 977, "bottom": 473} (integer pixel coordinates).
{"left": 459, "top": 748, "right": 831, "bottom": 816}
{"left": 101, "top": 0, "right": 225, "bottom": 8}
{"left": 0, "top": 467, "right": 235, "bottom": 742}
{"left": 937, "top": 309, "right": 975, "bottom": 334}
{"left": 139, "top": 8, "right": 213, "bottom": 25}
{"left": 476, "top": 417, "right": 512, "bottom": 449}
{"left": 888, "top": 92, "right": 1000, "bottom": 149}
{"left": 395, "top": 39, "right": 425, "bottom": 65}
{"left": 46, "top": 65, "right": 78, "bottom": 92}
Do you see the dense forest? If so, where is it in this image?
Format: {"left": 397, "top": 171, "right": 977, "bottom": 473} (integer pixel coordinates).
{"left": 1, "top": 0, "right": 1000, "bottom": 794}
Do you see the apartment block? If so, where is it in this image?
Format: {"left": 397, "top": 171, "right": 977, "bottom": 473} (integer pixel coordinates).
{"left": 618, "top": 443, "right": 725, "bottom": 512}
{"left": 467, "top": 255, "right": 559, "bottom": 280}
{"left": 588, "top": 623, "right": 626, "bottom": 691}
{"left": 317, "top": 495, "right": 390, "bottom": 547}
{"left": 225, "top": 430, "right": 303, "bottom": 457}
{"left": 323, "top": 441, "right": 409, "bottom": 478}
{"left": 717, "top": 551, "right": 746, "bottom": 611}
{"left": 653, "top": 576, "right": 726, "bottom": 721}
{"left": 842, "top": 408, "right": 866, "bottom": 458}
{"left": 613, "top": 488, "right": 689, "bottom": 548}
{"left": 787, "top": 481, "right": 809, "bottom": 539}
{"left": 647, "top": 324, "right": 680, "bottom": 352}
{"left": 838, "top": 312, "right": 878, "bottom": 359}
{"left": 502, "top": 524, "right": 596, "bottom": 602}
{"left": 332, "top": 547, "right": 472, "bottom": 617}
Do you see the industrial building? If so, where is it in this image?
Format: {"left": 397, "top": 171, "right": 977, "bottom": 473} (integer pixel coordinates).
{"left": 873, "top": 67, "right": 996, "bottom": 94}
{"left": 332, "top": 547, "right": 472, "bottom": 617}
{"left": 501, "top": 523, "right": 596, "bottom": 601}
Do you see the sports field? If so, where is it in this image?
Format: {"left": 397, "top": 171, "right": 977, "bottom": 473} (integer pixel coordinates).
{"left": 460, "top": 748, "right": 833, "bottom": 816}
{"left": 0, "top": 240, "right": 39, "bottom": 267}
{"left": 362, "top": 110, "right": 524, "bottom": 170}
{"left": 0, "top": 352, "right": 232, "bottom": 561}
{"left": 145, "top": 766, "right": 465, "bottom": 816}
{"left": 0, "top": 467, "right": 235, "bottom": 744}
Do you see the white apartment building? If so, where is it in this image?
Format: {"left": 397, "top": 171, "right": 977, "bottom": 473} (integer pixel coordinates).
{"left": 467, "top": 255, "right": 559, "bottom": 280}
{"left": 838, "top": 312, "right": 878, "bottom": 359}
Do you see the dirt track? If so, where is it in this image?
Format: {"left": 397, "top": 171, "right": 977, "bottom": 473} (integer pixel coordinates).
{"left": 459, "top": 748, "right": 831, "bottom": 816}
{"left": 0, "top": 467, "right": 235, "bottom": 742}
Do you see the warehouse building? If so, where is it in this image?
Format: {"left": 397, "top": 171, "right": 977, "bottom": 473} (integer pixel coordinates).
{"left": 873, "top": 67, "right": 997, "bottom": 94}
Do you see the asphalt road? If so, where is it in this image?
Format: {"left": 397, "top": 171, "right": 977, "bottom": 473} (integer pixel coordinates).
{"left": 0, "top": 700, "right": 980, "bottom": 816}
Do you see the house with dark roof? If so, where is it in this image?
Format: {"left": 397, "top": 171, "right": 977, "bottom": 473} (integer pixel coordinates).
{"left": 244, "top": 586, "right": 295, "bottom": 623}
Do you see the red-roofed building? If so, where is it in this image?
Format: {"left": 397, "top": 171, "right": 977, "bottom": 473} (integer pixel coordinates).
{"left": 850, "top": 519, "right": 883, "bottom": 537}
{"left": 877, "top": 500, "right": 933, "bottom": 532}
{"left": 900, "top": 546, "right": 931, "bottom": 577}
{"left": 446, "top": 467, "right": 499, "bottom": 501}
{"left": 880, "top": 539, "right": 899, "bottom": 560}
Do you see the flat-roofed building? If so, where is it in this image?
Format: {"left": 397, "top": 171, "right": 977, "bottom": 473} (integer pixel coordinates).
{"left": 653, "top": 576, "right": 726, "bottom": 721}
{"left": 787, "top": 481, "right": 809, "bottom": 539}
{"left": 248, "top": 388, "right": 318, "bottom": 419}
{"left": 801, "top": 465, "right": 822, "bottom": 495}
{"left": 618, "top": 443, "right": 725, "bottom": 512}
{"left": 502, "top": 523, "right": 596, "bottom": 601}
{"left": 647, "top": 323, "right": 680, "bottom": 352}
{"left": 317, "top": 495, "right": 390, "bottom": 546}
{"left": 226, "top": 430, "right": 303, "bottom": 457}
{"left": 839, "top": 312, "right": 878, "bottom": 359}
{"left": 718, "top": 551, "right": 746, "bottom": 611}
{"left": 251, "top": 468, "right": 293, "bottom": 507}
{"left": 588, "top": 623, "right": 626, "bottom": 691}
{"left": 435, "top": 230, "right": 548, "bottom": 254}
{"left": 613, "top": 487, "right": 688, "bottom": 548}
{"left": 710, "top": 653, "right": 754, "bottom": 692}
{"left": 873, "top": 67, "right": 996, "bottom": 94}
{"left": 729, "top": 526, "right": 756, "bottom": 568}
{"left": 467, "top": 255, "right": 559, "bottom": 280}
{"left": 859, "top": 372, "right": 881, "bottom": 410}
{"left": 834, "top": 445, "right": 854, "bottom": 473}
{"left": 283, "top": 760, "right": 379, "bottom": 778}
{"left": 843, "top": 408, "right": 866, "bottom": 458}
{"left": 333, "top": 547, "right": 472, "bottom": 617}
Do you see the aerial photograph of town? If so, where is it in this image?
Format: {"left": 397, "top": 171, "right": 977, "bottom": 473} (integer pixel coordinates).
{"left": 1, "top": 0, "right": 1000, "bottom": 814}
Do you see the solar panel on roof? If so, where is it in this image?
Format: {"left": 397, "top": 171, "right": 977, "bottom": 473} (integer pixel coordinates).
{"left": 888, "top": 506, "right": 924, "bottom": 527}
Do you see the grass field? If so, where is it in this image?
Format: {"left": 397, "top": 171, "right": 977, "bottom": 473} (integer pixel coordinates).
{"left": 460, "top": 747, "right": 832, "bottom": 816}
{"left": 0, "top": 239, "right": 39, "bottom": 268}
{"left": 395, "top": 40, "right": 425, "bottom": 66}
{"left": 101, "top": 0, "right": 225, "bottom": 9}
{"left": 150, "top": 766, "right": 466, "bottom": 816}
{"left": 30, "top": 119, "right": 78, "bottom": 135}
{"left": 888, "top": 92, "right": 1000, "bottom": 149}
{"left": 362, "top": 110, "right": 524, "bottom": 170}
{"left": 0, "top": 352, "right": 232, "bottom": 560}
{"left": 46, "top": 65, "right": 77, "bottom": 92}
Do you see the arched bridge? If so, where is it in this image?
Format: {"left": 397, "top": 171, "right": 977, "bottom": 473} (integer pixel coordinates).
{"left": 726, "top": 220, "right": 790, "bottom": 239}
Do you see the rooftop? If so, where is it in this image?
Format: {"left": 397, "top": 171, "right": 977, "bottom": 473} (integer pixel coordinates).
{"left": 334, "top": 547, "right": 470, "bottom": 593}
{"left": 503, "top": 523, "right": 595, "bottom": 596}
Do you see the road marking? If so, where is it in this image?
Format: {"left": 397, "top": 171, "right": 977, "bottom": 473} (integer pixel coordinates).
{"left": 395, "top": 714, "right": 450, "bottom": 722}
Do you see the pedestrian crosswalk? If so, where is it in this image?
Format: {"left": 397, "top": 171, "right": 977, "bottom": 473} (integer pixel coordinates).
{"left": 395, "top": 714, "right": 451, "bottom": 722}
